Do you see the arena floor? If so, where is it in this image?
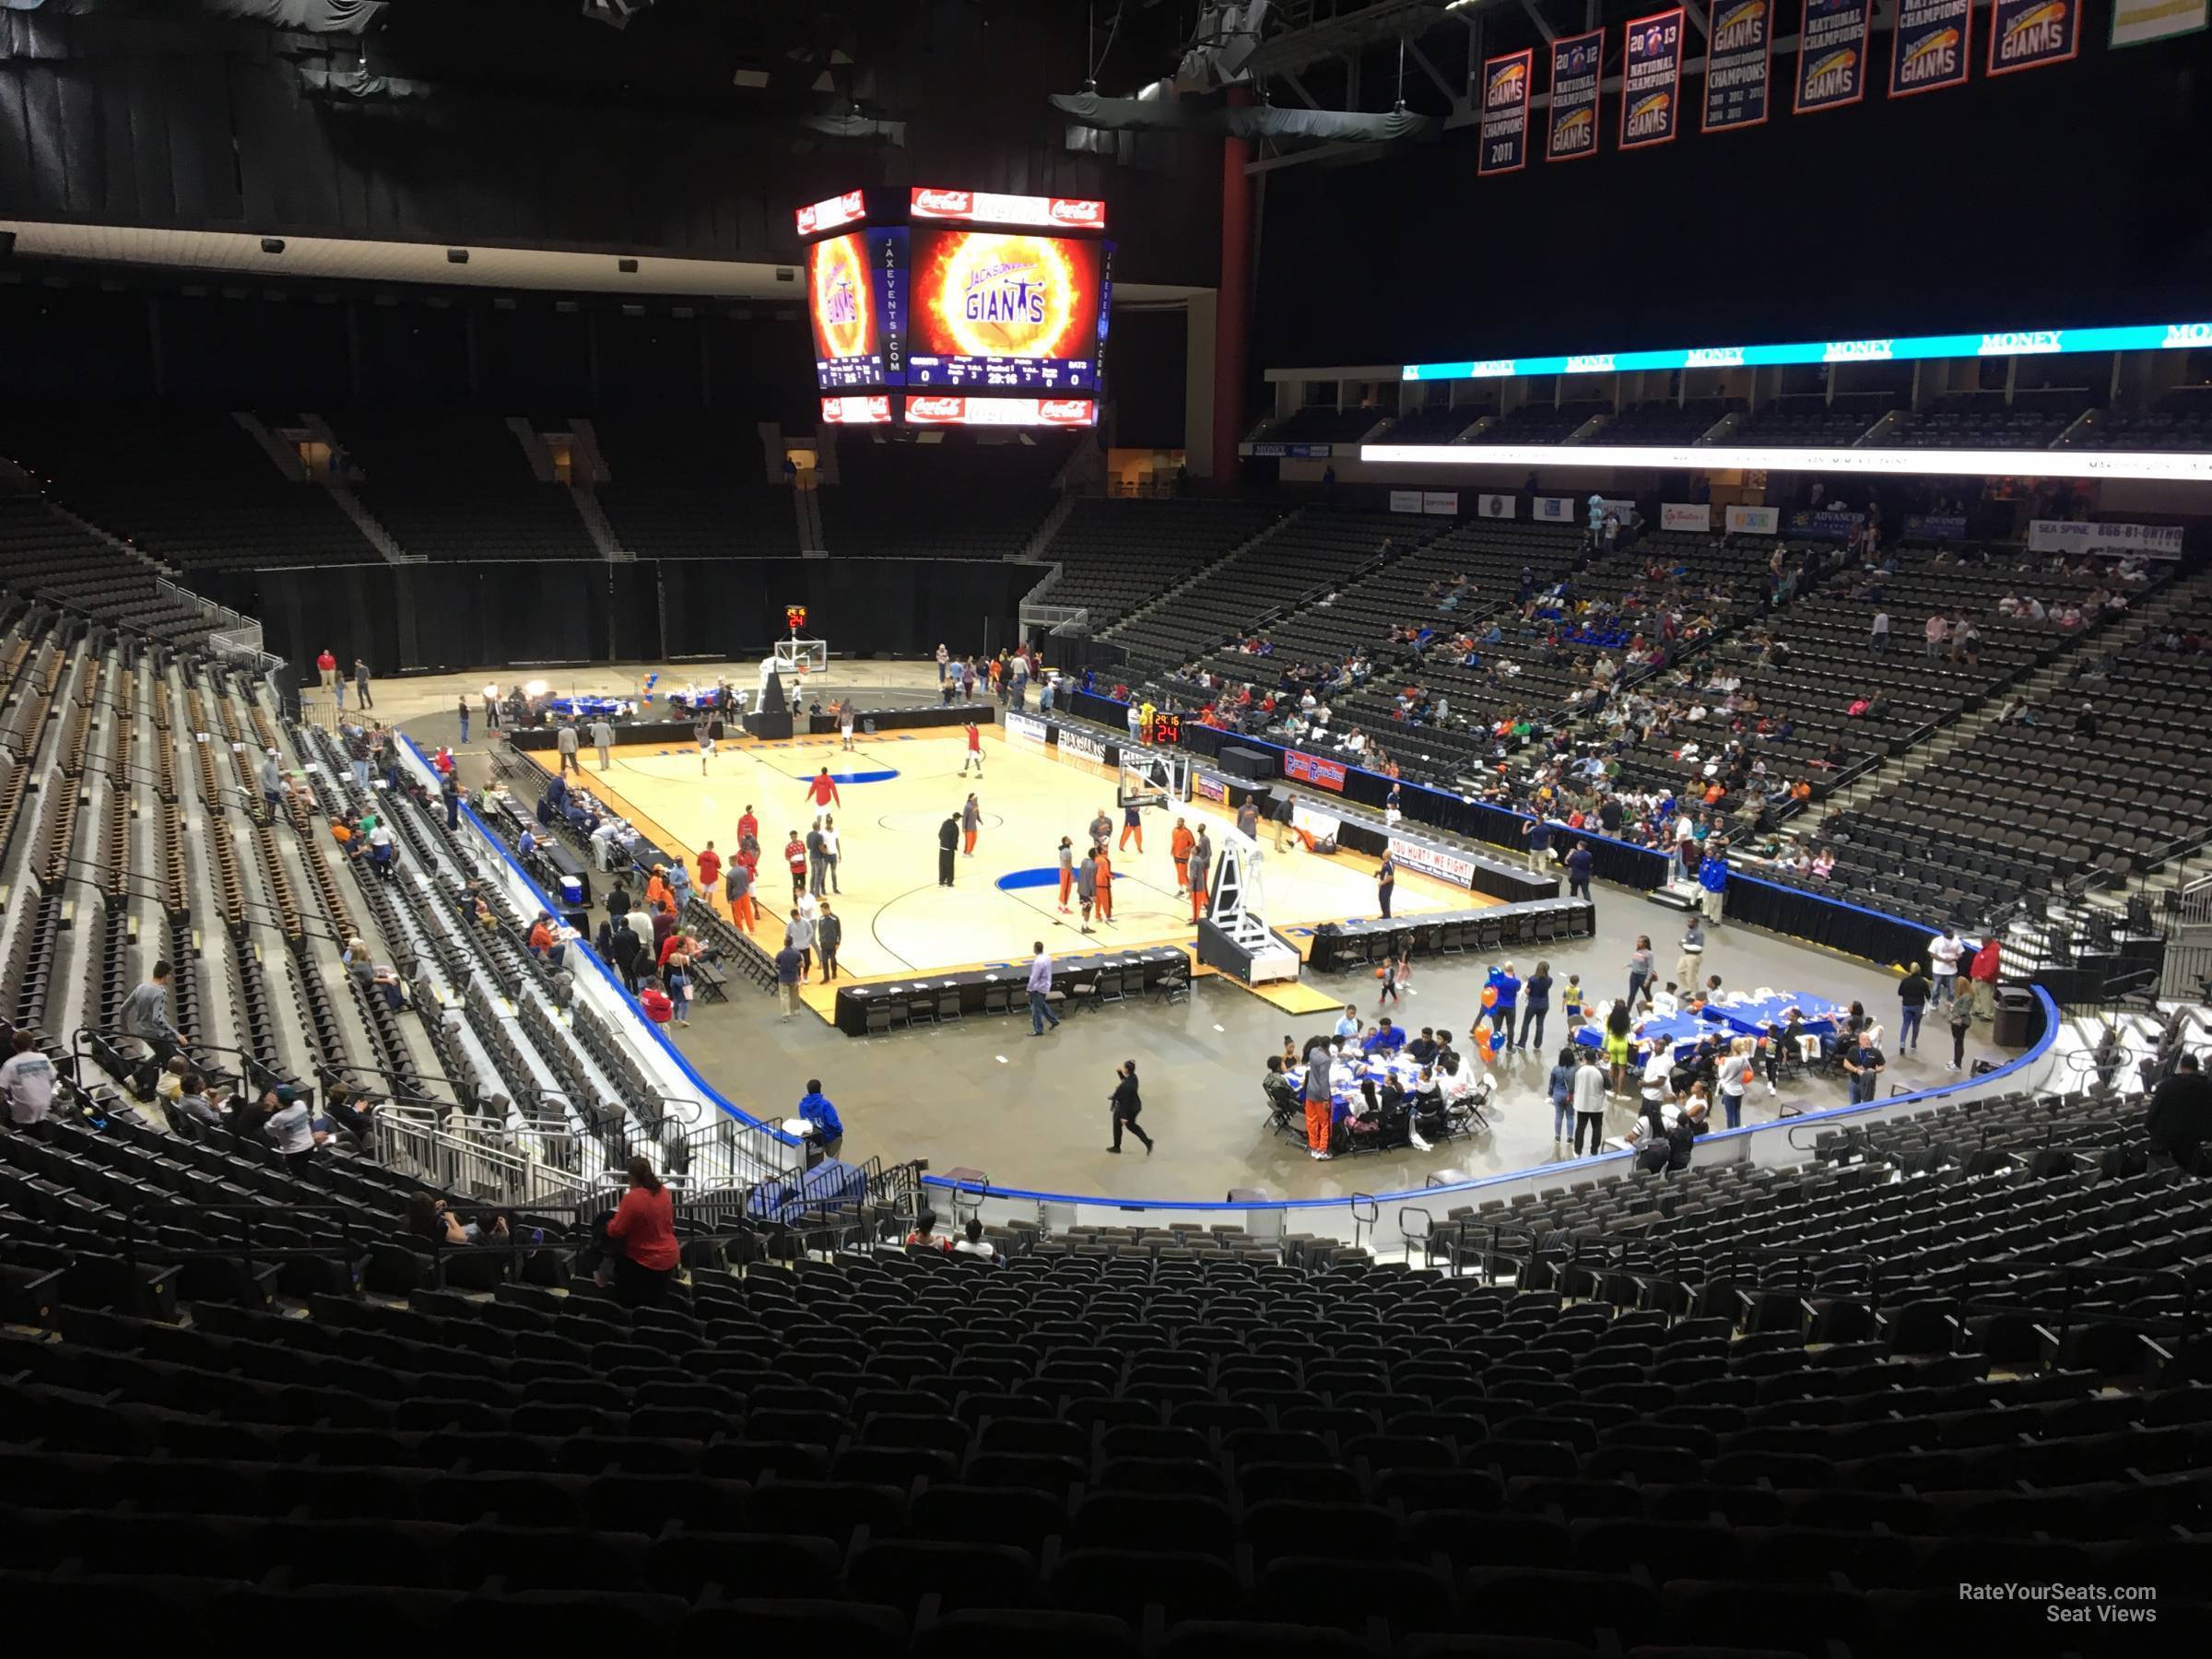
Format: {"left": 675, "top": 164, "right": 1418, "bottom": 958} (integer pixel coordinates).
{"left": 568, "top": 724, "right": 1475, "bottom": 985}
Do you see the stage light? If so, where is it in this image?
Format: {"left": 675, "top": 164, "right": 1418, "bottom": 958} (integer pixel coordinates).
{"left": 524, "top": 679, "right": 549, "bottom": 698}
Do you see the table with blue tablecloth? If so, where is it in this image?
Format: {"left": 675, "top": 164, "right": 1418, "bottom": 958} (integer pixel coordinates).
{"left": 1572, "top": 992, "right": 1846, "bottom": 1061}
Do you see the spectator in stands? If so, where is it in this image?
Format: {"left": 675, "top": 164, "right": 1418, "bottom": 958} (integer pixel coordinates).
{"left": 639, "top": 976, "right": 675, "bottom": 1026}
{"left": 796, "top": 1080, "right": 843, "bottom": 1160}
{"left": 907, "top": 1208, "right": 952, "bottom": 1250}
{"left": 1898, "top": 963, "right": 1931, "bottom": 1055}
{"left": 2147, "top": 1053, "right": 2212, "bottom": 1169}
{"left": 0, "top": 1031, "right": 56, "bottom": 1131}
{"left": 409, "top": 1193, "right": 506, "bottom": 1248}
{"left": 954, "top": 1218, "right": 994, "bottom": 1259}
{"left": 171, "top": 1073, "right": 223, "bottom": 1133}
{"left": 264, "top": 1088, "right": 316, "bottom": 1172}
{"left": 606, "top": 1156, "right": 678, "bottom": 1306}
{"left": 118, "top": 960, "right": 184, "bottom": 1071}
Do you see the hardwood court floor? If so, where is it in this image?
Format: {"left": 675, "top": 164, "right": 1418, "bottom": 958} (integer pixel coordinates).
{"left": 576, "top": 724, "right": 1476, "bottom": 985}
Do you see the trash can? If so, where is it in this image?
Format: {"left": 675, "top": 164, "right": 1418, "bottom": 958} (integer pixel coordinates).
{"left": 1993, "top": 986, "right": 2036, "bottom": 1050}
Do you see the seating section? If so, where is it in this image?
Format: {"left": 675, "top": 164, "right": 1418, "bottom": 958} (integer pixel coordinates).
{"left": 1818, "top": 590, "right": 2212, "bottom": 909}
{"left": 0, "top": 487, "right": 212, "bottom": 645}
{"left": 819, "top": 436, "right": 1069, "bottom": 561}
{"left": 1886, "top": 391, "right": 2092, "bottom": 450}
{"left": 2063, "top": 385, "right": 2212, "bottom": 453}
{"left": 0, "top": 416, "right": 372, "bottom": 572}
{"left": 335, "top": 416, "right": 600, "bottom": 560}
{"left": 1375, "top": 404, "right": 1482, "bottom": 444}
{"left": 3, "top": 1059, "right": 2209, "bottom": 1649}
{"left": 1463, "top": 401, "right": 1609, "bottom": 445}
{"left": 1597, "top": 397, "right": 1743, "bottom": 445}
{"left": 1104, "top": 509, "right": 1441, "bottom": 671}
{"left": 1734, "top": 395, "right": 1897, "bottom": 448}
{"left": 591, "top": 416, "right": 800, "bottom": 559}
{"left": 1035, "top": 498, "right": 1285, "bottom": 631}
{"left": 1247, "top": 405, "right": 1392, "bottom": 446}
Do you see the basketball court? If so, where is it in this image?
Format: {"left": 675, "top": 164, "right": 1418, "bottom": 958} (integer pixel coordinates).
{"left": 561, "top": 722, "right": 1484, "bottom": 1003}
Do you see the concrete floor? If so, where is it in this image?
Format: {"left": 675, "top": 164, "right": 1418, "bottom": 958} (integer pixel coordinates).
{"left": 394, "top": 664, "right": 2012, "bottom": 1204}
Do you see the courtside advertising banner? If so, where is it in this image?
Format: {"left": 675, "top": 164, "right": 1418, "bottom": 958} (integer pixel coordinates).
{"left": 1795, "top": 0, "right": 1873, "bottom": 112}
{"left": 1389, "top": 836, "right": 1479, "bottom": 890}
{"left": 1989, "top": 0, "right": 2082, "bottom": 72}
{"left": 1479, "top": 49, "right": 1535, "bottom": 175}
{"left": 1059, "top": 729, "right": 1107, "bottom": 766}
{"left": 1891, "top": 0, "right": 1974, "bottom": 96}
{"left": 1702, "top": 0, "right": 1773, "bottom": 132}
{"left": 1619, "top": 9, "right": 1686, "bottom": 149}
{"left": 1725, "top": 504, "right": 1781, "bottom": 535}
{"left": 1284, "top": 750, "right": 1349, "bottom": 793}
{"left": 1004, "top": 712, "right": 1047, "bottom": 744}
{"left": 2111, "top": 0, "right": 2207, "bottom": 46}
{"left": 1291, "top": 802, "right": 1343, "bottom": 843}
{"left": 1547, "top": 30, "right": 1604, "bottom": 160}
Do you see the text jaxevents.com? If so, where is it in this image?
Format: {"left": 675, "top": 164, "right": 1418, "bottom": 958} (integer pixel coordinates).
{"left": 1959, "top": 1583, "right": 2158, "bottom": 1624}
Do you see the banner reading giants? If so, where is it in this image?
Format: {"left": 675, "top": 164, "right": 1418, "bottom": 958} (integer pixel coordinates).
{"left": 1892, "top": 0, "right": 1973, "bottom": 95}
{"left": 1618, "top": 8, "right": 1686, "bottom": 149}
{"left": 1794, "top": 0, "right": 1873, "bottom": 112}
{"left": 1547, "top": 29, "right": 1604, "bottom": 160}
{"left": 1989, "top": 0, "right": 2082, "bottom": 74}
{"left": 1702, "top": 0, "right": 1772, "bottom": 132}
{"left": 1478, "top": 49, "right": 1534, "bottom": 175}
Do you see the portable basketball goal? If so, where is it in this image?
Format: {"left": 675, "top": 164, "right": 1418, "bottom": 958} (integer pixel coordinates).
{"left": 761, "top": 637, "right": 828, "bottom": 707}
{"left": 1115, "top": 747, "right": 1189, "bottom": 809}
{"left": 1199, "top": 830, "right": 1300, "bottom": 985}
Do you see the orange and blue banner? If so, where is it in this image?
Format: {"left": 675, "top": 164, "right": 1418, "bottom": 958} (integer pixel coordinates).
{"left": 1989, "top": 0, "right": 2081, "bottom": 73}
{"left": 1547, "top": 29, "right": 1604, "bottom": 161}
{"left": 1794, "top": 0, "right": 1872, "bottom": 113}
{"left": 1478, "top": 48, "right": 1535, "bottom": 175}
{"left": 1701, "top": 0, "right": 1772, "bottom": 132}
{"left": 1618, "top": 8, "right": 1686, "bottom": 150}
{"left": 1892, "top": 0, "right": 1973, "bottom": 96}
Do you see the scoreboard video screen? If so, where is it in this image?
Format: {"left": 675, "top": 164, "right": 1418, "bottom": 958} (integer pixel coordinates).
{"left": 806, "top": 229, "right": 907, "bottom": 391}
{"left": 906, "top": 228, "right": 1106, "bottom": 393}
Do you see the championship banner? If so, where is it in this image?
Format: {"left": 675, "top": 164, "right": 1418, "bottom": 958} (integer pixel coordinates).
{"left": 1725, "top": 504, "right": 1781, "bottom": 535}
{"left": 1619, "top": 9, "right": 1686, "bottom": 150}
{"left": 1478, "top": 49, "right": 1534, "bottom": 175}
{"left": 1661, "top": 502, "right": 1712, "bottom": 532}
{"left": 1702, "top": 0, "right": 1773, "bottom": 133}
{"left": 1547, "top": 29, "right": 1605, "bottom": 161}
{"left": 2112, "top": 0, "right": 2207, "bottom": 47}
{"left": 1478, "top": 493, "right": 1518, "bottom": 519}
{"left": 1989, "top": 0, "right": 2081, "bottom": 73}
{"left": 1891, "top": 0, "right": 1973, "bottom": 97}
{"left": 1283, "top": 750, "right": 1348, "bottom": 793}
{"left": 1795, "top": 0, "right": 1873, "bottom": 113}
{"left": 1534, "top": 496, "right": 1580, "bottom": 523}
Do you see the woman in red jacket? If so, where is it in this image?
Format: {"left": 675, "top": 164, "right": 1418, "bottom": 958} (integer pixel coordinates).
{"left": 605, "top": 1156, "right": 678, "bottom": 1306}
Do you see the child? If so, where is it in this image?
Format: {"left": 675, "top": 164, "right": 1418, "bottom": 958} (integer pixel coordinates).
{"left": 1378, "top": 944, "right": 1411, "bottom": 1008}
{"left": 1562, "top": 973, "right": 1586, "bottom": 1028}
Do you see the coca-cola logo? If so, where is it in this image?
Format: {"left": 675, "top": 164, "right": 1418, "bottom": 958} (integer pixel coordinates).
{"left": 912, "top": 188, "right": 972, "bottom": 216}
{"left": 1041, "top": 400, "right": 1093, "bottom": 423}
{"left": 1049, "top": 197, "right": 1104, "bottom": 225}
{"left": 796, "top": 206, "right": 818, "bottom": 233}
{"left": 908, "top": 396, "right": 965, "bottom": 421}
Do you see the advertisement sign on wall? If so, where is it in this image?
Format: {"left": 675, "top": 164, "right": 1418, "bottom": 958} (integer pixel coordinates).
{"left": 1478, "top": 494, "right": 1518, "bottom": 518}
{"left": 1388, "top": 836, "right": 1479, "bottom": 890}
{"left": 1724, "top": 504, "right": 1781, "bottom": 535}
{"left": 1388, "top": 488, "right": 1424, "bottom": 514}
{"left": 2026, "top": 520, "right": 2184, "bottom": 557}
{"left": 2111, "top": 0, "right": 2207, "bottom": 47}
{"left": 1534, "top": 496, "right": 1580, "bottom": 523}
{"left": 1661, "top": 502, "right": 1712, "bottom": 532}
{"left": 1284, "top": 750, "right": 1348, "bottom": 793}
{"left": 1422, "top": 491, "right": 1461, "bottom": 516}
